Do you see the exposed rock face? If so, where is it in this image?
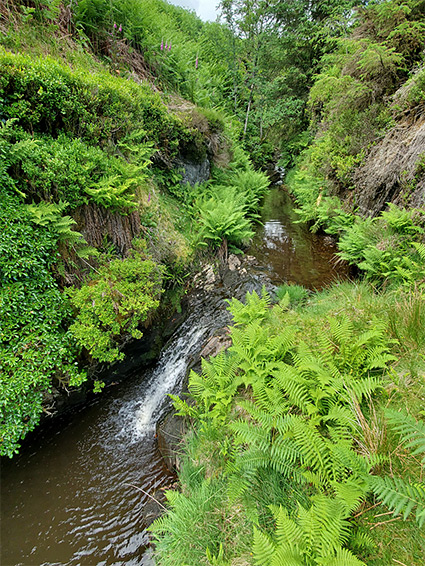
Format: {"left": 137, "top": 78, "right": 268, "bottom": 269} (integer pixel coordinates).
{"left": 156, "top": 411, "right": 187, "bottom": 472}
{"left": 353, "top": 113, "right": 425, "bottom": 216}
{"left": 174, "top": 154, "right": 211, "bottom": 187}
{"left": 157, "top": 253, "right": 276, "bottom": 473}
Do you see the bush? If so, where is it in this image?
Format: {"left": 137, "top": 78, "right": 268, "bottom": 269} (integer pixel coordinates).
{"left": 67, "top": 245, "right": 164, "bottom": 362}
{"left": 0, "top": 187, "right": 85, "bottom": 457}
{"left": 276, "top": 284, "right": 309, "bottom": 307}
{"left": 0, "top": 49, "right": 191, "bottom": 157}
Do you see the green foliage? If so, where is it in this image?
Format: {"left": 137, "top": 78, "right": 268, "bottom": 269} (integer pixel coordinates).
{"left": 288, "top": 0, "right": 425, "bottom": 216}
{"left": 0, "top": 187, "right": 86, "bottom": 457}
{"left": 275, "top": 284, "right": 308, "bottom": 307}
{"left": 198, "top": 187, "right": 255, "bottom": 252}
{"left": 338, "top": 204, "right": 425, "bottom": 287}
{"left": 164, "top": 289, "right": 403, "bottom": 564}
{"left": 253, "top": 497, "right": 366, "bottom": 566}
{"left": 150, "top": 477, "right": 228, "bottom": 566}
{"left": 386, "top": 409, "right": 425, "bottom": 463}
{"left": 0, "top": 48, "right": 192, "bottom": 158}
{"left": 287, "top": 166, "right": 354, "bottom": 234}
{"left": 23, "top": 200, "right": 89, "bottom": 250}
{"left": 369, "top": 476, "right": 425, "bottom": 528}
{"left": 194, "top": 164, "right": 270, "bottom": 253}
{"left": 68, "top": 247, "right": 163, "bottom": 362}
{"left": 369, "top": 409, "right": 425, "bottom": 527}
{"left": 229, "top": 169, "right": 270, "bottom": 212}
{"left": 157, "top": 274, "right": 425, "bottom": 564}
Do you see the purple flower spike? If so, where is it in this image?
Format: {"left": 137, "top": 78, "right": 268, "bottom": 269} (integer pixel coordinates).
{"left": 195, "top": 56, "right": 198, "bottom": 69}
{"left": 160, "top": 39, "right": 164, "bottom": 51}
{"left": 119, "top": 25, "right": 122, "bottom": 32}
{"left": 113, "top": 23, "right": 117, "bottom": 29}
{"left": 168, "top": 41, "right": 172, "bottom": 51}
{"left": 165, "top": 42, "right": 168, "bottom": 50}
{"left": 147, "top": 191, "right": 151, "bottom": 203}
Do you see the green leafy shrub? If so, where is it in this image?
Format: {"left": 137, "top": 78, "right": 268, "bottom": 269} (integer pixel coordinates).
{"left": 287, "top": 165, "right": 354, "bottom": 234}
{"left": 0, "top": 49, "right": 192, "bottom": 157}
{"left": 0, "top": 187, "right": 85, "bottom": 457}
{"left": 369, "top": 410, "right": 425, "bottom": 528}
{"left": 159, "top": 290, "right": 400, "bottom": 564}
{"left": 230, "top": 169, "right": 270, "bottom": 212}
{"left": 68, "top": 245, "right": 164, "bottom": 362}
{"left": 253, "top": 496, "right": 366, "bottom": 566}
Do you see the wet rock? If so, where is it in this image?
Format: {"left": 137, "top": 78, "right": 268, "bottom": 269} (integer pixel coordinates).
{"left": 157, "top": 411, "right": 187, "bottom": 472}
{"left": 140, "top": 547, "right": 156, "bottom": 565}
{"left": 173, "top": 155, "right": 210, "bottom": 187}
{"left": 193, "top": 263, "right": 217, "bottom": 292}
{"left": 200, "top": 329, "right": 232, "bottom": 359}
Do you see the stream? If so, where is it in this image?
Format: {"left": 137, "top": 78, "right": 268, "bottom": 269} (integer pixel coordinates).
{"left": 1, "top": 188, "right": 348, "bottom": 566}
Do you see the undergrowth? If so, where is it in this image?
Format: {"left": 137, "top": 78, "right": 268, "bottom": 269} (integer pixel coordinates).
{"left": 150, "top": 284, "right": 425, "bottom": 565}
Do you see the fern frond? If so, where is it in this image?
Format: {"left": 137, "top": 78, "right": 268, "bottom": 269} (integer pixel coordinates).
{"left": 329, "top": 315, "right": 353, "bottom": 347}
{"left": 332, "top": 479, "right": 368, "bottom": 514}
{"left": 274, "top": 364, "right": 316, "bottom": 414}
{"left": 271, "top": 545, "right": 305, "bottom": 566}
{"left": 369, "top": 475, "right": 425, "bottom": 527}
{"left": 346, "top": 376, "right": 382, "bottom": 400}
{"left": 348, "top": 530, "right": 375, "bottom": 552}
{"left": 273, "top": 505, "right": 303, "bottom": 546}
{"left": 319, "top": 547, "right": 367, "bottom": 565}
{"left": 298, "top": 495, "right": 351, "bottom": 556}
{"left": 385, "top": 409, "right": 425, "bottom": 462}
{"left": 412, "top": 241, "right": 425, "bottom": 262}
{"left": 291, "top": 418, "right": 332, "bottom": 478}
{"left": 323, "top": 405, "right": 356, "bottom": 431}
{"left": 230, "top": 420, "right": 271, "bottom": 452}
{"left": 252, "top": 526, "right": 275, "bottom": 566}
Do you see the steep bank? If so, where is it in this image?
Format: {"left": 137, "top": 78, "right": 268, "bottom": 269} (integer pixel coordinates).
{"left": 353, "top": 69, "right": 425, "bottom": 216}
{"left": 0, "top": 5, "right": 270, "bottom": 456}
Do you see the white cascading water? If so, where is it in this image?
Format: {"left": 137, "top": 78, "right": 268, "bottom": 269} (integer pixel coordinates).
{"left": 134, "top": 323, "right": 208, "bottom": 435}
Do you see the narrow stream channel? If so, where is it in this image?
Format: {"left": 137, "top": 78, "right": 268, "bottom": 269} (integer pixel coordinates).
{"left": 1, "top": 188, "right": 348, "bottom": 566}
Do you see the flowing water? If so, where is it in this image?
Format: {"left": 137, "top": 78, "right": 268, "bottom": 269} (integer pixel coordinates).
{"left": 247, "top": 188, "right": 348, "bottom": 288}
{"left": 1, "top": 188, "right": 348, "bottom": 566}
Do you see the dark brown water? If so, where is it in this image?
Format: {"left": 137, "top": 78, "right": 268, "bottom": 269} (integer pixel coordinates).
{"left": 1, "top": 187, "right": 347, "bottom": 566}
{"left": 247, "top": 187, "right": 348, "bottom": 289}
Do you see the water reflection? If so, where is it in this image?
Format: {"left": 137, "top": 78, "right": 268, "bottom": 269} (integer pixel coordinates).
{"left": 248, "top": 187, "right": 348, "bottom": 289}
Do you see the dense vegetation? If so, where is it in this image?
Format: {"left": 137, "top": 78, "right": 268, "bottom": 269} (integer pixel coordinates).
{"left": 0, "top": 2, "right": 271, "bottom": 456}
{"left": 1, "top": 0, "right": 425, "bottom": 564}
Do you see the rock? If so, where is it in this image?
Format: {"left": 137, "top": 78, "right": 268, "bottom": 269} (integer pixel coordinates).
{"left": 193, "top": 264, "right": 217, "bottom": 291}
{"left": 228, "top": 254, "right": 241, "bottom": 271}
{"left": 157, "top": 411, "right": 187, "bottom": 472}
{"left": 173, "top": 155, "right": 210, "bottom": 187}
{"left": 141, "top": 547, "right": 156, "bottom": 565}
{"left": 353, "top": 115, "right": 425, "bottom": 216}
{"left": 200, "top": 330, "right": 232, "bottom": 359}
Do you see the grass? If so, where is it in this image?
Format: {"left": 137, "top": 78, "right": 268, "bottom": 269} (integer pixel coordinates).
{"left": 155, "top": 279, "right": 425, "bottom": 564}
{"left": 356, "top": 503, "right": 425, "bottom": 566}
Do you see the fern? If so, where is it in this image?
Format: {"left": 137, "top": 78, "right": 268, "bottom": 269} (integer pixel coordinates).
{"left": 227, "top": 288, "right": 272, "bottom": 326}
{"left": 319, "top": 547, "right": 368, "bottom": 565}
{"left": 24, "top": 200, "right": 90, "bottom": 250}
{"left": 369, "top": 475, "right": 425, "bottom": 527}
{"left": 385, "top": 409, "right": 425, "bottom": 462}
{"left": 253, "top": 497, "right": 366, "bottom": 566}
{"left": 412, "top": 241, "right": 425, "bottom": 262}
{"left": 253, "top": 527, "right": 275, "bottom": 565}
